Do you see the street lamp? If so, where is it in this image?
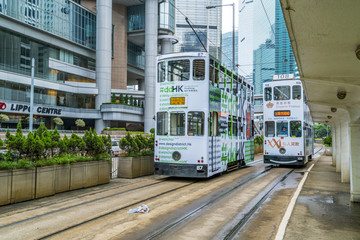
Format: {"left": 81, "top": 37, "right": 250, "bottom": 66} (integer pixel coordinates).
{"left": 206, "top": 3, "right": 235, "bottom": 70}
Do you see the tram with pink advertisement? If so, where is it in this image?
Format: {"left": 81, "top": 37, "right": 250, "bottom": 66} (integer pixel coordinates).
{"left": 263, "top": 76, "right": 314, "bottom": 166}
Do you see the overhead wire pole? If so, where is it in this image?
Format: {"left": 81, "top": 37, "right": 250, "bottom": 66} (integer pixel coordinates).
{"left": 185, "top": 17, "right": 207, "bottom": 52}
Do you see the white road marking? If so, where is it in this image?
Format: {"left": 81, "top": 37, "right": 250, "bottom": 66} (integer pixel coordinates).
{"left": 274, "top": 163, "right": 315, "bottom": 240}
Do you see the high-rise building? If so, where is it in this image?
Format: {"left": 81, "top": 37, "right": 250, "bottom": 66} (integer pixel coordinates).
{"left": 238, "top": 0, "right": 297, "bottom": 100}
{"left": 0, "top": 0, "right": 175, "bottom": 133}
{"left": 222, "top": 31, "right": 238, "bottom": 70}
{"left": 175, "top": 0, "right": 222, "bottom": 59}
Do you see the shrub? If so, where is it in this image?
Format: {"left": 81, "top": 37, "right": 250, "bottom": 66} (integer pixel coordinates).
{"left": 0, "top": 114, "right": 9, "bottom": 128}
{"left": 75, "top": 119, "right": 85, "bottom": 128}
{"left": 119, "top": 133, "right": 139, "bottom": 156}
{"left": 254, "top": 135, "right": 263, "bottom": 146}
{"left": 119, "top": 94, "right": 124, "bottom": 104}
{"left": 0, "top": 138, "right": 3, "bottom": 148}
{"left": 53, "top": 117, "right": 64, "bottom": 126}
{"left": 68, "top": 133, "right": 86, "bottom": 154}
{"left": 323, "top": 135, "right": 332, "bottom": 147}
{"left": 149, "top": 128, "right": 155, "bottom": 134}
{"left": 111, "top": 93, "right": 116, "bottom": 103}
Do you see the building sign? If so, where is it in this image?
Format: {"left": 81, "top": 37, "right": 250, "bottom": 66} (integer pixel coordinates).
{"left": 0, "top": 102, "right": 62, "bottom": 116}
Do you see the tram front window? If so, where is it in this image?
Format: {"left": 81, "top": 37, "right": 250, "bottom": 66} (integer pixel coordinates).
{"left": 188, "top": 111, "right": 205, "bottom": 136}
{"left": 290, "top": 121, "right": 302, "bottom": 137}
{"left": 168, "top": 60, "right": 190, "bottom": 82}
{"left": 265, "top": 121, "right": 275, "bottom": 137}
{"left": 170, "top": 112, "right": 185, "bottom": 136}
{"left": 274, "top": 86, "right": 290, "bottom": 100}
{"left": 292, "top": 85, "right": 301, "bottom": 100}
{"left": 265, "top": 87, "right": 272, "bottom": 101}
{"left": 157, "top": 112, "right": 168, "bottom": 135}
{"left": 193, "top": 59, "right": 205, "bottom": 80}
{"left": 277, "top": 121, "right": 289, "bottom": 137}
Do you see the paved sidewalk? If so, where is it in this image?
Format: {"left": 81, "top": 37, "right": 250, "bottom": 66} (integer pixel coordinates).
{"left": 284, "top": 156, "right": 360, "bottom": 240}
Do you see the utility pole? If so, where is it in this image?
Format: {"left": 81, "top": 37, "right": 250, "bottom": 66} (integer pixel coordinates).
{"left": 29, "top": 58, "right": 35, "bottom": 132}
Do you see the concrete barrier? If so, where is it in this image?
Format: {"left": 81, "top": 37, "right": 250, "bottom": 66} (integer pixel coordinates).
{"left": 70, "top": 162, "right": 86, "bottom": 190}
{"left": 85, "top": 161, "right": 99, "bottom": 187}
{"left": 0, "top": 170, "right": 11, "bottom": 205}
{"left": 36, "top": 166, "right": 56, "bottom": 198}
{"left": 55, "top": 165, "right": 70, "bottom": 193}
{"left": 11, "top": 169, "right": 35, "bottom": 203}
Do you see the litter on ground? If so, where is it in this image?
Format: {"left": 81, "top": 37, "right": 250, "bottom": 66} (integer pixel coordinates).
{"left": 128, "top": 204, "right": 150, "bottom": 213}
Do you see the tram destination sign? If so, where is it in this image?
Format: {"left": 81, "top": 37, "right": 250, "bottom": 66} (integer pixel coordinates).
{"left": 170, "top": 97, "right": 185, "bottom": 105}
{"left": 274, "top": 110, "right": 291, "bottom": 117}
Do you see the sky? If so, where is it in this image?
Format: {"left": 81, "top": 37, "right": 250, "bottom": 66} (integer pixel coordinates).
{"left": 222, "top": 0, "right": 239, "bottom": 34}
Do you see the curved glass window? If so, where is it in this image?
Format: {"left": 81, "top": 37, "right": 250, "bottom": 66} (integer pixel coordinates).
{"left": 274, "top": 86, "right": 290, "bottom": 100}
{"left": 158, "top": 62, "right": 166, "bottom": 82}
{"left": 188, "top": 111, "right": 204, "bottom": 136}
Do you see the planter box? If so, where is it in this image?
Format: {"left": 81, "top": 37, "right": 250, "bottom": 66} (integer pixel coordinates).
{"left": 70, "top": 162, "right": 86, "bottom": 190}
{"left": 36, "top": 166, "right": 56, "bottom": 198}
{"left": 118, "top": 156, "right": 141, "bottom": 179}
{"left": 0, "top": 170, "right": 12, "bottom": 205}
{"left": 325, "top": 147, "right": 332, "bottom": 156}
{"left": 11, "top": 169, "right": 35, "bottom": 203}
{"left": 85, "top": 161, "right": 99, "bottom": 187}
{"left": 55, "top": 165, "right": 70, "bottom": 193}
{"left": 118, "top": 156, "right": 154, "bottom": 179}
{"left": 140, "top": 156, "right": 154, "bottom": 176}
{"left": 98, "top": 160, "right": 110, "bottom": 184}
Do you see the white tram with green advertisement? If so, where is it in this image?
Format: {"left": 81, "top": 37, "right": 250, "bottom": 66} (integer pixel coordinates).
{"left": 263, "top": 76, "right": 314, "bottom": 166}
{"left": 154, "top": 52, "right": 254, "bottom": 178}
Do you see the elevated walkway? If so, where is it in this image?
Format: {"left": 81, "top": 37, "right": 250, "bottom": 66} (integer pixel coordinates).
{"left": 284, "top": 155, "right": 360, "bottom": 239}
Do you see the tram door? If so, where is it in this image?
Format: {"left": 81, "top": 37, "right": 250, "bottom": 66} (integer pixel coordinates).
{"left": 209, "top": 112, "right": 220, "bottom": 172}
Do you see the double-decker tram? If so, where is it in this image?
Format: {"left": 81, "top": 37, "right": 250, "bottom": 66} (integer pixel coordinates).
{"left": 154, "top": 52, "right": 254, "bottom": 178}
{"left": 263, "top": 76, "right": 314, "bottom": 166}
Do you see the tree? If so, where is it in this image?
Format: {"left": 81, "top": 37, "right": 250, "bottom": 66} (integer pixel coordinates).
{"left": 111, "top": 93, "right": 116, "bottom": 103}
{"left": 59, "top": 135, "right": 69, "bottom": 155}
{"left": 124, "top": 95, "right": 129, "bottom": 105}
{"left": 0, "top": 138, "right": 3, "bottom": 148}
{"left": 8, "top": 122, "right": 26, "bottom": 157}
{"left": 68, "top": 133, "right": 86, "bottom": 154}
{"left": 119, "top": 93, "right": 124, "bottom": 104}
{"left": 119, "top": 133, "right": 139, "bottom": 156}
{"left": 75, "top": 119, "right": 85, "bottom": 128}
{"left": 35, "top": 122, "right": 47, "bottom": 138}
{"left": 129, "top": 96, "right": 134, "bottom": 106}
{"left": 0, "top": 114, "right": 9, "bottom": 128}
{"left": 53, "top": 117, "right": 64, "bottom": 126}
{"left": 314, "top": 123, "right": 331, "bottom": 138}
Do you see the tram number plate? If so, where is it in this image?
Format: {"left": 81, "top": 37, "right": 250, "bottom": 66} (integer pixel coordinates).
{"left": 196, "top": 166, "right": 203, "bottom": 170}
{"left": 170, "top": 97, "right": 185, "bottom": 105}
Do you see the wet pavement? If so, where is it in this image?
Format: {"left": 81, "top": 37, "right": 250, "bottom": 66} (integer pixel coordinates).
{"left": 284, "top": 156, "right": 360, "bottom": 240}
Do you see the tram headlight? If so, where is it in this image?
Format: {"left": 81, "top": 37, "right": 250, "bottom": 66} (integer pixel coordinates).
{"left": 172, "top": 151, "right": 181, "bottom": 161}
{"left": 279, "top": 148, "right": 286, "bottom": 154}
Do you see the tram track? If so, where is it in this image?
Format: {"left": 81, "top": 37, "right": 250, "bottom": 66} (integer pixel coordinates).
{"left": 145, "top": 165, "right": 274, "bottom": 240}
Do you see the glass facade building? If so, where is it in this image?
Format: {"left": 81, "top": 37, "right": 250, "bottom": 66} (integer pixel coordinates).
{"left": 0, "top": 0, "right": 96, "bottom": 49}
{"left": 238, "top": 0, "right": 297, "bottom": 104}
{"left": 222, "top": 31, "right": 238, "bottom": 69}
{"left": 175, "top": 0, "right": 222, "bottom": 59}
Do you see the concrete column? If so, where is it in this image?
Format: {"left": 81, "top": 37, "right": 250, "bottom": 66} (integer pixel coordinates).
{"left": 95, "top": 0, "right": 112, "bottom": 132}
{"left": 340, "top": 121, "right": 350, "bottom": 183}
{"left": 350, "top": 123, "right": 360, "bottom": 202}
{"left": 138, "top": 79, "right": 145, "bottom": 91}
{"left": 144, "top": 0, "right": 158, "bottom": 133}
{"left": 331, "top": 124, "right": 336, "bottom": 166}
{"left": 335, "top": 121, "right": 341, "bottom": 172}
{"left": 161, "top": 38, "right": 172, "bottom": 54}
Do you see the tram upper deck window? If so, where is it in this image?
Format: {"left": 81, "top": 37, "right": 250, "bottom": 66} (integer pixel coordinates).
{"left": 265, "top": 87, "right": 272, "bottom": 101}
{"left": 170, "top": 112, "right": 185, "bottom": 136}
{"left": 188, "top": 111, "right": 205, "bottom": 136}
{"left": 156, "top": 112, "right": 168, "bottom": 135}
{"left": 169, "top": 60, "right": 190, "bottom": 82}
{"left": 274, "top": 86, "right": 290, "bottom": 100}
{"left": 277, "top": 121, "right": 289, "bottom": 137}
{"left": 265, "top": 121, "right": 275, "bottom": 137}
{"left": 193, "top": 59, "right": 205, "bottom": 80}
{"left": 292, "top": 85, "right": 301, "bottom": 100}
{"left": 290, "top": 121, "right": 302, "bottom": 137}
{"left": 158, "top": 62, "right": 166, "bottom": 82}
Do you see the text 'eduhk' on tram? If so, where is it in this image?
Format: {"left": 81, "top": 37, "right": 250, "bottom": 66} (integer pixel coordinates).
{"left": 154, "top": 52, "right": 254, "bottom": 178}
